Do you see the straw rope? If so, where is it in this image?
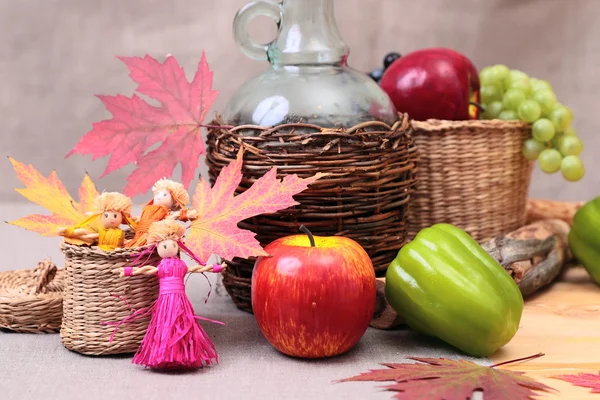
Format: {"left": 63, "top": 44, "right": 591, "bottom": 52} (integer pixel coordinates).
{"left": 117, "top": 263, "right": 226, "bottom": 277}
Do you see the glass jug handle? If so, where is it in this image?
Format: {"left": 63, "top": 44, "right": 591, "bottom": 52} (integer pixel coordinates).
{"left": 233, "top": 1, "right": 282, "bottom": 61}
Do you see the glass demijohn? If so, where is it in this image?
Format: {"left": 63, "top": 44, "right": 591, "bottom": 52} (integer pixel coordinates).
{"left": 223, "top": 0, "right": 398, "bottom": 128}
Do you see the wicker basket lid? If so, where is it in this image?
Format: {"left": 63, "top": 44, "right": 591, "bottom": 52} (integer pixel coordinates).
{"left": 0, "top": 260, "right": 64, "bottom": 333}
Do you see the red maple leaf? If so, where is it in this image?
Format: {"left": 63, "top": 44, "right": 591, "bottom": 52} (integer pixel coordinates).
{"left": 552, "top": 372, "right": 600, "bottom": 394}
{"left": 186, "top": 147, "right": 326, "bottom": 262}
{"left": 336, "top": 355, "right": 556, "bottom": 400}
{"left": 66, "top": 52, "right": 218, "bottom": 197}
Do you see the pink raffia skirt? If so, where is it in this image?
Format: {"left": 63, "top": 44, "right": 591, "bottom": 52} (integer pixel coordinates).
{"left": 129, "top": 257, "right": 221, "bottom": 369}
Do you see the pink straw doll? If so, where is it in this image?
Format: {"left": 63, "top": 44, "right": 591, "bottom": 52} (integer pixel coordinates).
{"left": 57, "top": 192, "right": 137, "bottom": 251}
{"left": 116, "top": 219, "right": 226, "bottom": 370}
{"left": 125, "top": 178, "right": 197, "bottom": 249}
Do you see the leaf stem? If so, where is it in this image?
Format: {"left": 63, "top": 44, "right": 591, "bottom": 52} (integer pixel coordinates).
{"left": 198, "top": 124, "right": 235, "bottom": 130}
{"left": 490, "top": 353, "right": 545, "bottom": 368}
{"left": 299, "top": 225, "right": 316, "bottom": 247}
{"left": 470, "top": 101, "right": 485, "bottom": 113}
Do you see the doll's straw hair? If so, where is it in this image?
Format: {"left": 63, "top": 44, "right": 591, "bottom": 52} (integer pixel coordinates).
{"left": 152, "top": 178, "right": 190, "bottom": 209}
{"left": 146, "top": 220, "right": 186, "bottom": 244}
{"left": 93, "top": 192, "right": 132, "bottom": 215}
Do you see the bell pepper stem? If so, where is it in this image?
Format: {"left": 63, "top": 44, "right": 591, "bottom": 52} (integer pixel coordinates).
{"left": 299, "top": 225, "right": 316, "bottom": 247}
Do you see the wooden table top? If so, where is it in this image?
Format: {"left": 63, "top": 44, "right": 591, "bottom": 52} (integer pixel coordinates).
{"left": 491, "top": 266, "right": 600, "bottom": 399}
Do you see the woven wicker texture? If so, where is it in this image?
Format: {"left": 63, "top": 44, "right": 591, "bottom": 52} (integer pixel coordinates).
{"left": 408, "top": 119, "right": 534, "bottom": 243}
{"left": 60, "top": 243, "right": 160, "bottom": 355}
{"left": 0, "top": 259, "right": 63, "bottom": 333}
{"left": 206, "top": 114, "right": 417, "bottom": 312}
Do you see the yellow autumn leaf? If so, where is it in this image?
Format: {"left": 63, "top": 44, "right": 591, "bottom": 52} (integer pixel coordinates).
{"left": 7, "top": 157, "right": 100, "bottom": 239}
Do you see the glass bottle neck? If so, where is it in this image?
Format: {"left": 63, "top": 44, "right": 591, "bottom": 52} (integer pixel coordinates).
{"left": 267, "top": 0, "right": 350, "bottom": 67}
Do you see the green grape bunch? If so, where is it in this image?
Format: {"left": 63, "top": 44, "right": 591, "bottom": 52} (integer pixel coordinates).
{"left": 479, "top": 65, "right": 585, "bottom": 182}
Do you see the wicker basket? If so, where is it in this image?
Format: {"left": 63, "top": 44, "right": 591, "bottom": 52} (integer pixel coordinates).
{"left": 408, "top": 119, "right": 534, "bottom": 243}
{"left": 0, "top": 260, "right": 64, "bottom": 333}
{"left": 206, "top": 114, "right": 418, "bottom": 312}
{"left": 59, "top": 243, "right": 160, "bottom": 355}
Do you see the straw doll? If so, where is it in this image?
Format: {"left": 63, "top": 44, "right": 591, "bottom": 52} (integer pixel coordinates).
{"left": 125, "top": 178, "right": 197, "bottom": 248}
{"left": 58, "top": 192, "right": 137, "bottom": 251}
{"left": 118, "top": 219, "right": 226, "bottom": 369}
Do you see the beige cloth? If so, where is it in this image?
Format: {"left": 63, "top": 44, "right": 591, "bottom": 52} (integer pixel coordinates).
{"left": 0, "top": 0, "right": 597, "bottom": 205}
{"left": 0, "top": 204, "right": 489, "bottom": 400}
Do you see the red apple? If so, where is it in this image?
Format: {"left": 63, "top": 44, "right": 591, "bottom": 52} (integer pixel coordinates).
{"left": 380, "top": 48, "right": 481, "bottom": 121}
{"left": 251, "top": 227, "right": 376, "bottom": 358}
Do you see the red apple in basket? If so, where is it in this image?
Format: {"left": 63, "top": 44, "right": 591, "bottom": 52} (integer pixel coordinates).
{"left": 380, "top": 48, "right": 481, "bottom": 121}
{"left": 251, "top": 226, "right": 376, "bottom": 358}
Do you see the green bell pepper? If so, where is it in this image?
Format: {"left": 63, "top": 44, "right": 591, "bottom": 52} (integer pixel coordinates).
{"left": 385, "top": 223, "right": 524, "bottom": 357}
{"left": 569, "top": 196, "right": 600, "bottom": 284}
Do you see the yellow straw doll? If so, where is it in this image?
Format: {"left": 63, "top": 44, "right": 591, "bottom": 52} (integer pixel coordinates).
{"left": 58, "top": 192, "right": 137, "bottom": 251}
{"left": 125, "top": 178, "right": 197, "bottom": 248}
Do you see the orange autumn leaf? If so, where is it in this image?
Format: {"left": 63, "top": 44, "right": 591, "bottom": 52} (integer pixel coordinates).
{"left": 186, "top": 148, "right": 326, "bottom": 262}
{"left": 7, "top": 157, "right": 100, "bottom": 238}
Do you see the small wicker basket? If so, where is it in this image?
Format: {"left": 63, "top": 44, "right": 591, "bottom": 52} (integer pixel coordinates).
{"left": 206, "top": 114, "right": 418, "bottom": 312}
{"left": 0, "top": 260, "right": 64, "bottom": 333}
{"left": 60, "top": 243, "right": 160, "bottom": 355}
{"left": 408, "top": 119, "right": 534, "bottom": 243}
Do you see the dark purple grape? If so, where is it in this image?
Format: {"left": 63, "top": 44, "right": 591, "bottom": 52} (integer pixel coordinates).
{"left": 368, "top": 67, "right": 384, "bottom": 83}
{"left": 383, "top": 52, "right": 402, "bottom": 69}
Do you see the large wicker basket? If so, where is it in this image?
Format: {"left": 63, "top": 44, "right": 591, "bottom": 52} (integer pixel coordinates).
{"left": 206, "top": 114, "right": 418, "bottom": 313}
{"left": 408, "top": 119, "right": 534, "bottom": 243}
{"left": 59, "top": 243, "right": 160, "bottom": 355}
{"left": 0, "top": 260, "right": 64, "bottom": 333}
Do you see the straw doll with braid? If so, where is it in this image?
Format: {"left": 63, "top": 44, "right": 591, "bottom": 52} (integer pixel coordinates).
{"left": 124, "top": 178, "right": 197, "bottom": 249}
{"left": 117, "top": 219, "right": 226, "bottom": 369}
{"left": 57, "top": 192, "right": 137, "bottom": 251}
